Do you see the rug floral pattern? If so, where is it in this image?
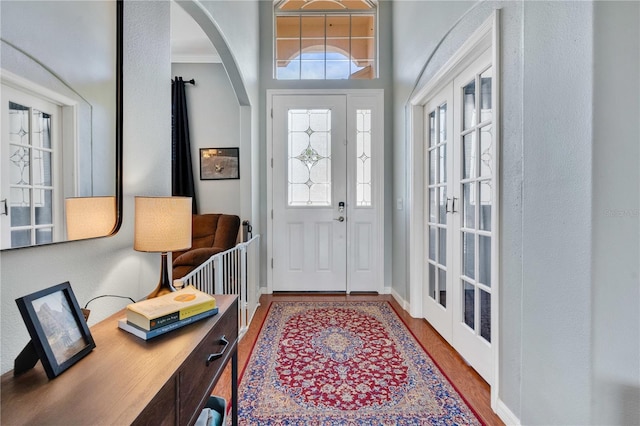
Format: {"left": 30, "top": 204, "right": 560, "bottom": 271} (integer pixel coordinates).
{"left": 237, "top": 302, "right": 483, "bottom": 425}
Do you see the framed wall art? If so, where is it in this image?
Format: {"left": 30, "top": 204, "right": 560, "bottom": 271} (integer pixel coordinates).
{"left": 200, "top": 147, "right": 240, "bottom": 180}
{"left": 14, "top": 282, "right": 96, "bottom": 379}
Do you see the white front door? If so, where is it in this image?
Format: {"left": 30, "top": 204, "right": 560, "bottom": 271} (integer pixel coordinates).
{"left": 270, "top": 92, "right": 384, "bottom": 293}
{"left": 272, "top": 95, "right": 348, "bottom": 291}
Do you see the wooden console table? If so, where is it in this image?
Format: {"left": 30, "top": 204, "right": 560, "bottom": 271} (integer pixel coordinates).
{"left": 1, "top": 294, "right": 238, "bottom": 426}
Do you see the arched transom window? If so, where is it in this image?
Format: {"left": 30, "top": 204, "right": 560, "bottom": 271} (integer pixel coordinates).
{"left": 274, "top": 0, "right": 377, "bottom": 80}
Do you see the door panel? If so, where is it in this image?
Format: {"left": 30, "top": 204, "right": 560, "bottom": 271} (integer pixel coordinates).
{"left": 423, "top": 84, "right": 454, "bottom": 340}
{"left": 272, "top": 95, "right": 347, "bottom": 291}
{"left": 422, "top": 48, "right": 494, "bottom": 384}
{"left": 270, "top": 92, "right": 384, "bottom": 293}
{"left": 451, "top": 49, "right": 494, "bottom": 383}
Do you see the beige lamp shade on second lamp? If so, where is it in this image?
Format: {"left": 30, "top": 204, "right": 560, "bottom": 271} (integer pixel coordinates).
{"left": 65, "top": 196, "right": 117, "bottom": 240}
{"left": 134, "top": 196, "right": 192, "bottom": 253}
{"left": 134, "top": 196, "right": 192, "bottom": 298}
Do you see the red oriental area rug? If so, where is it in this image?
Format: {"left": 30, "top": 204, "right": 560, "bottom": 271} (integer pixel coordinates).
{"left": 236, "top": 301, "right": 483, "bottom": 425}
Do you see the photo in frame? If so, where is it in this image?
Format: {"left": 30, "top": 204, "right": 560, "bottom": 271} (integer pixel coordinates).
{"left": 15, "top": 282, "right": 96, "bottom": 379}
{"left": 200, "top": 147, "right": 240, "bottom": 180}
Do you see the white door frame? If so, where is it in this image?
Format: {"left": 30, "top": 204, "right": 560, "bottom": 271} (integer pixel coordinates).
{"left": 266, "top": 89, "right": 384, "bottom": 294}
{"left": 407, "top": 11, "right": 501, "bottom": 407}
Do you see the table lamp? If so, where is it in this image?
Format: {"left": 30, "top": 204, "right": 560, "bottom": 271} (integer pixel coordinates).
{"left": 134, "top": 196, "right": 192, "bottom": 298}
{"left": 66, "top": 196, "right": 117, "bottom": 240}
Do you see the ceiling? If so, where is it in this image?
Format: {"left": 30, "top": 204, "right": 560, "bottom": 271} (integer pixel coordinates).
{"left": 170, "top": 1, "right": 220, "bottom": 63}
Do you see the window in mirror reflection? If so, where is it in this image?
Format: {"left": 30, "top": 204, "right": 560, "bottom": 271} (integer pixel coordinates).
{"left": 2, "top": 87, "right": 61, "bottom": 248}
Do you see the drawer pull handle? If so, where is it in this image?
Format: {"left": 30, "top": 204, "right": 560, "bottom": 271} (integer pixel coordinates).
{"left": 206, "top": 336, "right": 229, "bottom": 366}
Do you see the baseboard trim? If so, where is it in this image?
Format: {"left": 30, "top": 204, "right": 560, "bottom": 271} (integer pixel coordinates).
{"left": 495, "top": 398, "right": 520, "bottom": 426}
{"left": 390, "top": 288, "right": 410, "bottom": 312}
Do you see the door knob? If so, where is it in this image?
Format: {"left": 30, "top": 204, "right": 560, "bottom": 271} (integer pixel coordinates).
{"left": 334, "top": 216, "right": 345, "bottom": 222}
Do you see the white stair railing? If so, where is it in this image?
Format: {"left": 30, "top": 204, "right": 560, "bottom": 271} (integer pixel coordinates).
{"left": 174, "top": 235, "right": 261, "bottom": 337}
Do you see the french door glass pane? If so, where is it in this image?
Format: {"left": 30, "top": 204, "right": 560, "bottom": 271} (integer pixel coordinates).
{"left": 463, "top": 133, "right": 475, "bottom": 179}
{"left": 480, "top": 67, "right": 492, "bottom": 123}
{"left": 463, "top": 281, "right": 475, "bottom": 328}
{"left": 288, "top": 109, "right": 332, "bottom": 206}
{"left": 9, "top": 102, "right": 29, "bottom": 144}
{"left": 438, "top": 145, "right": 447, "bottom": 184}
{"left": 36, "top": 227, "right": 53, "bottom": 244}
{"left": 438, "top": 267, "right": 446, "bottom": 307}
{"left": 480, "top": 290, "right": 491, "bottom": 342}
{"left": 33, "top": 109, "right": 52, "bottom": 149}
{"left": 429, "top": 263, "right": 436, "bottom": 299}
{"left": 479, "top": 235, "right": 491, "bottom": 287}
{"left": 438, "top": 228, "right": 446, "bottom": 266}
{"left": 439, "top": 103, "right": 447, "bottom": 141}
{"left": 34, "top": 189, "right": 53, "bottom": 225}
{"left": 480, "top": 125, "right": 493, "bottom": 178}
{"left": 463, "top": 232, "right": 475, "bottom": 279}
{"left": 463, "top": 80, "right": 476, "bottom": 130}
{"left": 479, "top": 180, "right": 492, "bottom": 231}
{"left": 429, "top": 150, "right": 436, "bottom": 184}
{"left": 10, "top": 188, "right": 30, "bottom": 226}
{"left": 10, "top": 145, "right": 30, "bottom": 185}
{"left": 429, "top": 112, "right": 436, "bottom": 146}
{"left": 429, "top": 188, "right": 436, "bottom": 222}
{"left": 463, "top": 182, "right": 475, "bottom": 229}
{"left": 11, "top": 229, "right": 31, "bottom": 248}
{"left": 428, "top": 227, "right": 436, "bottom": 261}
{"left": 438, "top": 187, "right": 447, "bottom": 224}
{"left": 33, "top": 150, "right": 52, "bottom": 186}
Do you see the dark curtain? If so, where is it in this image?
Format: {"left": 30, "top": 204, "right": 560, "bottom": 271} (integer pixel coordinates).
{"left": 171, "top": 77, "right": 198, "bottom": 214}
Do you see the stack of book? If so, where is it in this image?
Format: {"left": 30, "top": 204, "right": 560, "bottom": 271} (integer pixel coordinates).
{"left": 118, "top": 285, "right": 217, "bottom": 340}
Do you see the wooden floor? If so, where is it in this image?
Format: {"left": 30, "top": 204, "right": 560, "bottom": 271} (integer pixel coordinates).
{"left": 213, "top": 293, "right": 504, "bottom": 425}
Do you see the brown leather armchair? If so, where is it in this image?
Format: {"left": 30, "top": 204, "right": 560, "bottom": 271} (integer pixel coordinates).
{"left": 172, "top": 214, "right": 240, "bottom": 280}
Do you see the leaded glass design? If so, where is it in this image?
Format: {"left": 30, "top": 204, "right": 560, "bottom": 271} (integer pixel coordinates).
{"left": 288, "top": 109, "right": 332, "bottom": 206}
{"left": 7, "top": 101, "right": 54, "bottom": 247}
{"left": 356, "top": 109, "right": 371, "bottom": 206}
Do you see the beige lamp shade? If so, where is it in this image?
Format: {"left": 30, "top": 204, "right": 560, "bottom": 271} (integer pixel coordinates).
{"left": 66, "top": 196, "right": 116, "bottom": 240}
{"left": 134, "top": 196, "right": 192, "bottom": 253}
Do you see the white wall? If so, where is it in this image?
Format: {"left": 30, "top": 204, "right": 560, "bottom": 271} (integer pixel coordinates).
{"left": 0, "top": 1, "right": 171, "bottom": 374}
{"left": 393, "top": 0, "right": 639, "bottom": 424}
{"left": 591, "top": 2, "right": 640, "bottom": 424}
{"left": 176, "top": 0, "right": 260, "bottom": 240}
{"left": 171, "top": 62, "right": 242, "bottom": 216}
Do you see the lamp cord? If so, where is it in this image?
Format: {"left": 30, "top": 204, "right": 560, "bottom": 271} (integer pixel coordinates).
{"left": 84, "top": 294, "right": 135, "bottom": 309}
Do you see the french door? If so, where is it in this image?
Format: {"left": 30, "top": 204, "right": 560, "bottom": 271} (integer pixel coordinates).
{"left": 269, "top": 92, "right": 384, "bottom": 293}
{"left": 423, "top": 48, "right": 496, "bottom": 384}
{"left": 1, "top": 85, "right": 62, "bottom": 248}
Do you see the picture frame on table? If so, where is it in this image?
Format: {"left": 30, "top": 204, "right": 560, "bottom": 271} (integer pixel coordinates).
{"left": 15, "top": 282, "right": 96, "bottom": 379}
{"left": 200, "top": 147, "right": 240, "bottom": 180}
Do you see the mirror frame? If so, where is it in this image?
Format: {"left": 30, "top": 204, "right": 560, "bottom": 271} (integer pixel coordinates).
{"left": 1, "top": 0, "right": 123, "bottom": 249}
{"left": 114, "top": 0, "right": 123, "bottom": 237}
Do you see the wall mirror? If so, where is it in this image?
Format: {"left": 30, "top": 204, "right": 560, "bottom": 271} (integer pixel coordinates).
{"left": 0, "top": 0, "right": 122, "bottom": 249}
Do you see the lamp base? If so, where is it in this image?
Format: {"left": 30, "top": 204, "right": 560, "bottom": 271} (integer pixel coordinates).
{"left": 146, "top": 253, "right": 177, "bottom": 299}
